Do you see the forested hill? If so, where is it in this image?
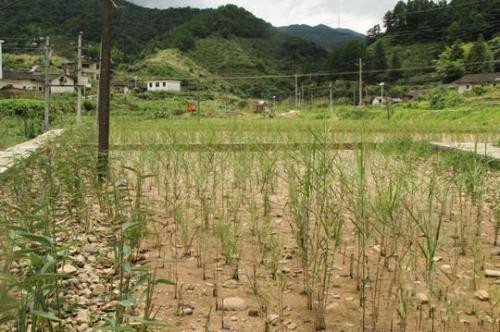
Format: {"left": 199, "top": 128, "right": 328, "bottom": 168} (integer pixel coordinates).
{"left": 0, "top": 0, "right": 327, "bottom": 70}
{"left": 279, "top": 24, "right": 365, "bottom": 50}
{"left": 0, "top": 0, "right": 328, "bottom": 96}
{"left": 367, "top": 0, "right": 500, "bottom": 43}
{"left": 0, "top": 0, "right": 201, "bottom": 58}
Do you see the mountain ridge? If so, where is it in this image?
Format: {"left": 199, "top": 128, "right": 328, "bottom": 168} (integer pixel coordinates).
{"left": 278, "top": 24, "right": 365, "bottom": 50}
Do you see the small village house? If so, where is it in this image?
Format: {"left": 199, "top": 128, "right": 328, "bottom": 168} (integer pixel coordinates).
{"left": 63, "top": 59, "right": 100, "bottom": 88}
{"left": 452, "top": 72, "right": 500, "bottom": 94}
{"left": 146, "top": 80, "right": 181, "bottom": 92}
{"left": 372, "top": 96, "right": 403, "bottom": 105}
{"left": 111, "top": 81, "right": 131, "bottom": 94}
{"left": 0, "top": 70, "right": 75, "bottom": 94}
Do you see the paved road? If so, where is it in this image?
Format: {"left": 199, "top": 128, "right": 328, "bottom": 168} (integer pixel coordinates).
{"left": 0, "top": 129, "right": 64, "bottom": 175}
{"left": 430, "top": 142, "right": 500, "bottom": 161}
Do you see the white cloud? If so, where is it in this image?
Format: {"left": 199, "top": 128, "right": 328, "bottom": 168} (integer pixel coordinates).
{"left": 129, "top": 0, "right": 400, "bottom": 34}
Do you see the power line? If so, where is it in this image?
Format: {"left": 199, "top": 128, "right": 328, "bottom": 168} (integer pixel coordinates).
{"left": 134, "top": 59, "right": 500, "bottom": 82}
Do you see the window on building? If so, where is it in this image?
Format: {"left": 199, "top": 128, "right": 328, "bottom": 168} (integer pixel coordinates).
{"left": 156, "top": 82, "right": 160, "bottom": 87}
{"left": 96, "top": 64, "right": 100, "bottom": 70}
{"left": 466, "top": 85, "right": 470, "bottom": 89}
{"left": 149, "top": 83, "right": 153, "bottom": 88}
{"left": 163, "top": 82, "right": 166, "bottom": 87}
{"left": 83, "top": 64, "right": 90, "bottom": 69}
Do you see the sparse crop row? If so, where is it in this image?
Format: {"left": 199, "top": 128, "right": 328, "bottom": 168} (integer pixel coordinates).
{"left": 0, "top": 123, "right": 499, "bottom": 331}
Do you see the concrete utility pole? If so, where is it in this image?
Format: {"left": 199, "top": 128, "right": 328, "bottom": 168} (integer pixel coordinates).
{"left": 329, "top": 82, "right": 333, "bottom": 112}
{"left": 197, "top": 75, "right": 201, "bottom": 119}
{"left": 379, "top": 82, "right": 385, "bottom": 101}
{"left": 358, "top": 58, "right": 363, "bottom": 107}
{"left": 301, "top": 82, "right": 304, "bottom": 106}
{"left": 0, "top": 40, "right": 4, "bottom": 80}
{"left": 43, "top": 37, "right": 51, "bottom": 132}
{"left": 76, "top": 32, "right": 83, "bottom": 125}
{"left": 224, "top": 85, "right": 229, "bottom": 113}
{"left": 97, "top": 0, "right": 112, "bottom": 179}
{"left": 294, "top": 74, "right": 298, "bottom": 109}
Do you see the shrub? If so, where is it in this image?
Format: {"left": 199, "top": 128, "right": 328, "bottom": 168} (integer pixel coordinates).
{"left": 83, "top": 100, "right": 96, "bottom": 111}
{"left": 427, "top": 89, "right": 461, "bottom": 109}
{"left": 471, "top": 85, "right": 487, "bottom": 96}
{"left": 0, "top": 99, "right": 44, "bottom": 117}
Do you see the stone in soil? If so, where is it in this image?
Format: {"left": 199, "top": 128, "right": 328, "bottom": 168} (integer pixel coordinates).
{"left": 76, "top": 309, "right": 89, "bottom": 323}
{"left": 222, "top": 297, "right": 248, "bottom": 311}
{"left": 59, "top": 264, "right": 78, "bottom": 275}
{"left": 222, "top": 279, "right": 239, "bottom": 289}
{"left": 475, "top": 290, "right": 490, "bottom": 301}
{"left": 416, "top": 293, "right": 429, "bottom": 304}
{"left": 439, "top": 264, "right": 452, "bottom": 274}
{"left": 182, "top": 307, "right": 193, "bottom": 315}
{"left": 267, "top": 314, "right": 280, "bottom": 326}
{"left": 485, "top": 269, "right": 500, "bottom": 278}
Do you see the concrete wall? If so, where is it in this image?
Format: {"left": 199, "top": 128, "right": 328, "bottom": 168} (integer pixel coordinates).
{"left": 147, "top": 81, "right": 181, "bottom": 92}
{"left": 457, "top": 84, "right": 472, "bottom": 94}
{"left": 50, "top": 76, "right": 75, "bottom": 94}
{"left": 0, "top": 79, "right": 43, "bottom": 91}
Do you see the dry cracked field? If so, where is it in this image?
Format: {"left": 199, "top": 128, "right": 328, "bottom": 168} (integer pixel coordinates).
{"left": 1, "top": 132, "right": 499, "bottom": 332}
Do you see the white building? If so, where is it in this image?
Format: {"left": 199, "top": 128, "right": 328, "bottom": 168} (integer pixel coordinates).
{"left": 146, "top": 80, "right": 181, "bottom": 92}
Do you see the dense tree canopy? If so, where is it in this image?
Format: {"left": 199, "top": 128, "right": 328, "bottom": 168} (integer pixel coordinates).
{"left": 380, "top": 0, "right": 499, "bottom": 43}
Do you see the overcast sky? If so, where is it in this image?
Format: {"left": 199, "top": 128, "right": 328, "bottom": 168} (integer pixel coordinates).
{"left": 130, "top": 0, "right": 400, "bottom": 34}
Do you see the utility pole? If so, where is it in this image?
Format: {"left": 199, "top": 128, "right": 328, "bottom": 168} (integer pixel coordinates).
{"left": 224, "top": 85, "right": 229, "bottom": 113}
{"left": 43, "top": 36, "right": 51, "bottom": 132}
{"left": 97, "top": 0, "right": 112, "bottom": 180}
{"left": 358, "top": 58, "right": 363, "bottom": 107}
{"left": 76, "top": 32, "right": 83, "bottom": 125}
{"left": 197, "top": 75, "right": 201, "bottom": 120}
{"left": 0, "top": 40, "right": 4, "bottom": 80}
{"left": 329, "top": 82, "right": 333, "bottom": 112}
{"left": 301, "top": 82, "right": 304, "bottom": 106}
{"left": 294, "top": 74, "right": 298, "bottom": 109}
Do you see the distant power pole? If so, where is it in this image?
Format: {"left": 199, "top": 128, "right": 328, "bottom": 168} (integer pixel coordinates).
{"left": 224, "top": 85, "right": 229, "bottom": 113}
{"left": 197, "top": 75, "right": 201, "bottom": 119}
{"left": 0, "top": 40, "right": 4, "bottom": 80}
{"left": 300, "top": 82, "right": 304, "bottom": 106}
{"left": 294, "top": 74, "right": 298, "bottom": 109}
{"left": 329, "top": 82, "right": 333, "bottom": 112}
{"left": 43, "top": 36, "right": 51, "bottom": 132}
{"left": 76, "top": 32, "right": 83, "bottom": 125}
{"left": 358, "top": 58, "right": 363, "bottom": 107}
{"left": 97, "top": 0, "right": 112, "bottom": 179}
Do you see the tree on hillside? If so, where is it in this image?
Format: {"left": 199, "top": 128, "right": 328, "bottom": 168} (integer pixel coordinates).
{"left": 434, "top": 40, "right": 466, "bottom": 82}
{"left": 490, "top": 36, "right": 500, "bottom": 72}
{"left": 366, "top": 41, "right": 388, "bottom": 82}
{"left": 329, "top": 40, "right": 366, "bottom": 78}
{"left": 447, "top": 22, "right": 461, "bottom": 43}
{"left": 366, "top": 24, "right": 382, "bottom": 45}
{"left": 389, "top": 53, "right": 402, "bottom": 81}
{"left": 466, "top": 35, "right": 494, "bottom": 73}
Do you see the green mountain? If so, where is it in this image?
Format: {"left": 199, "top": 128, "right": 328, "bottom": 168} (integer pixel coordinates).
{"left": 279, "top": 24, "right": 366, "bottom": 50}
{"left": 0, "top": 0, "right": 328, "bottom": 96}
